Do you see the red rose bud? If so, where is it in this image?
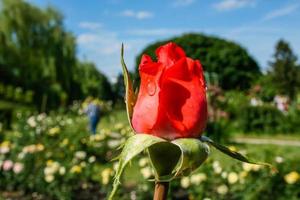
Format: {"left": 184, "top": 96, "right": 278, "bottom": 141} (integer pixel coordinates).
{"left": 132, "top": 42, "right": 207, "bottom": 140}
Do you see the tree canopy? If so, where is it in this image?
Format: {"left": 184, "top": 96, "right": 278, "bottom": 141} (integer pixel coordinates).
{"left": 135, "top": 33, "right": 261, "bottom": 90}
{"left": 268, "top": 39, "right": 300, "bottom": 100}
{"left": 0, "top": 0, "right": 112, "bottom": 109}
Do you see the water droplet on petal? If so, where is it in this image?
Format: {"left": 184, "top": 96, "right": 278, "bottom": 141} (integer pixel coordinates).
{"left": 147, "top": 81, "right": 156, "bottom": 96}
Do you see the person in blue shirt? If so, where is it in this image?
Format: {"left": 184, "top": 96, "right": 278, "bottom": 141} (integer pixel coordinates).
{"left": 84, "top": 98, "right": 101, "bottom": 134}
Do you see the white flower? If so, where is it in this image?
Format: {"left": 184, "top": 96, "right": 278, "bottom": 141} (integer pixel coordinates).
{"left": 228, "top": 172, "right": 239, "bottom": 184}
{"left": 13, "top": 162, "right": 24, "bottom": 174}
{"left": 217, "top": 184, "right": 228, "bottom": 195}
{"left": 221, "top": 172, "right": 228, "bottom": 179}
{"left": 59, "top": 167, "right": 66, "bottom": 175}
{"left": 0, "top": 146, "right": 9, "bottom": 154}
{"left": 113, "top": 162, "right": 119, "bottom": 171}
{"left": 80, "top": 161, "right": 86, "bottom": 167}
{"left": 212, "top": 161, "right": 220, "bottom": 169}
{"left": 180, "top": 177, "right": 190, "bottom": 188}
{"left": 141, "top": 184, "right": 149, "bottom": 191}
{"left": 88, "top": 156, "right": 96, "bottom": 163}
{"left": 214, "top": 166, "right": 222, "bottom": 174}
{"left": 44, "top": 161, "right": 60, "bottom": 175}
{"left": 107, "top": 140, "right": 121, "bottom": 149}
{"left": 213, "top": 161, "right": 222, "bottom": 174}
{"left": 242, "top": 163, "right": 252, "bottom": 172}
{"left": 75, "top": 151, "right": 87, "bottom": 160}
{"left": 27, "top": 116, "right": 37, "bottom": 128}
{"left": 45, "top": 175, "right": 54, "bottom": 183}
{"left": 18, "top": 152, "right": 26, "bottom": 159}
{"left": 37, "top": 113, "right": 46, "bottom": 121}
{"left": 138, "top": 158, "right": 148, "bottom": 167}
{"left": 141, "top": 167, "right": 152, "bottom": 179}
{"left": 190, "top": 173, "right": 207, "bottom": 185}
{"left": 275, "top": 156, "right": 284, "bottom": 164}
{"left": 252, "top": 164, "right": 261, "bottom": 171}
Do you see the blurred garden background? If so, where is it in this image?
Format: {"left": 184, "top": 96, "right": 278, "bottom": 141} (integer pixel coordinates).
{"left": 0, "top": 0, "right": 300, "bottom": 199}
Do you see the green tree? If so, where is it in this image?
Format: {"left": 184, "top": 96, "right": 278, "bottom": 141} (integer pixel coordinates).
{"left": 0, "top": 0, "right": 114, "bottom": 109}
{"left": 76, "top": 61, "right": 113, "bottom": 101}
{"left": 268, "top": 39, "right": 300, "bottom": 100}
{"left": 135, "top": 33, "right": 261, "bottom": 90}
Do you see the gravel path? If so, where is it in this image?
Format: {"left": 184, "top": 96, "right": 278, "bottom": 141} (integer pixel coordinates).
{"left": 233, "top": 137, "right": 300, "bottom": 147}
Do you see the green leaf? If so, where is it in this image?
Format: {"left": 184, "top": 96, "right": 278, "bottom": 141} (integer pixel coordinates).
{"left": 108, "top": 134, "right": 165, "bottom": 200}
{"left": 121, "top": 44, "right": 137, "bottom": 128}
{"left": 172, "top": 138, "right": 210, "bottom": 177}
{"left": 200, "top": 136, "right": 276, "bottom": 172}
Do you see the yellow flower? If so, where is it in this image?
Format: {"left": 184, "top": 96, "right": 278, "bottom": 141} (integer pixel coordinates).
{"left": 228, "top": 146, "right": 237, "bottom": 152}
{"left": 1, "top": 141, "right": 10, "bottom": 147}
{"left": 60, "top": 139, "right": 69, "bottom": 147}
{"left": 36, "top": 143, "right": 44, "bottom": 151}
{"left": 284, "top": 171, "right": 300, "bottom": 184}
{"left": 70, "top": 165, "right": 82, "bottom": 174}
{"left": 101, "top": 168, "right": 113, "bottom": 185}
{"left": 47, "top": 160, "right": 53, "bottom": 165}
{"left": 228, "top": 172, "right": 239, "bottom": 184}
{"left": 48, "top": 127, "right": 60, "bottom": 136}
{"left": 239, "top": 171, "right": 248, "bottom": 179}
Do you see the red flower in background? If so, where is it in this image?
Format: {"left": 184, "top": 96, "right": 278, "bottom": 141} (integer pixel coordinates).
{"left": 132, "top": 42, "right": 207, "bottom": 140}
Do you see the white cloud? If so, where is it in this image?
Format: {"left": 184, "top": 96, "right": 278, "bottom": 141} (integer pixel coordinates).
{"left": 78, "top": 22, "right": 102, "bottom": 30}
{"left": 263, "top": 4, "right": 299, "bottom": 21}
{"left": 77, "top": 32, "right": 120, "bottom": 55}
{"left": 173, "top": 0, "right": 196, "bottom": 7}
{"left": 120, "top": 10, "right": 153, "bottom": 19}
{"left": 213, "top": 0, "right": 255, "bottom": 11}
{"left": 76, "top": 29, "right": 150, "bottom": 80}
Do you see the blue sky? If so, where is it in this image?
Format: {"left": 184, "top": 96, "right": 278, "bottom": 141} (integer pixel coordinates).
{"left": 27, "top": 0, "right": 300, "bottom": 81}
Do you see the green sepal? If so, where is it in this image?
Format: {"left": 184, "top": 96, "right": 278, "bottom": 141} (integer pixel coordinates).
{"left": 148, "top": 142, "right": 181, "bottom": 181}
{"left": 200, "top": 136, "right": 277, "bottom": 172}
{"left": 108, "top": 134, "right": 165, "bottom": 200}
{"left": 172, "top": 138, "right": 210, "bottom": 177}
{"left": 121, "top": 44, "right": 137, "bottom": 128}
{"left": 148, "top": 138, "right": 210, "bottom": 182}
{"left": 108, "top": 135, "right": 211, "bottom": 199}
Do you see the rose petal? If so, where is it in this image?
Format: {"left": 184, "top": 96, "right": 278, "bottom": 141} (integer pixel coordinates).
{"left": 162, "top": 58, "right": 192, "bottom": 82}
{"left": 132, "top": 59, "right": 163, "bottom": 133}
{"left": 155, "top": 42, "right": 186, "bottom": 67}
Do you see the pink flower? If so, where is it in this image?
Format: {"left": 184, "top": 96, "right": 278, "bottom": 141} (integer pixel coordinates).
{"left": 2, "top": 160, "right": 13, "bottom": 171}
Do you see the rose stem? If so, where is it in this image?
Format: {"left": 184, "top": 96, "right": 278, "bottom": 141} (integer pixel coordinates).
{"left": 153, "top": 181, "right": 169, "bottom": 200}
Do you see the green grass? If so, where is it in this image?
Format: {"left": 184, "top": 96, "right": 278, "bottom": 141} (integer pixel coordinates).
{"left": 100, "top": 109, "right": 128, "bottom": 129}
{"left": 233, "top": 132, "right": 300, "bottom": 140}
